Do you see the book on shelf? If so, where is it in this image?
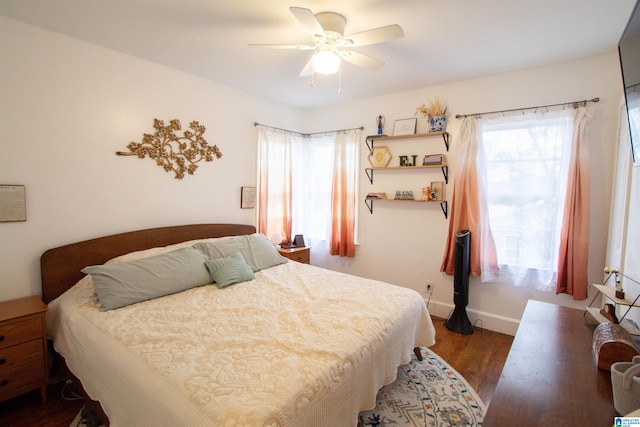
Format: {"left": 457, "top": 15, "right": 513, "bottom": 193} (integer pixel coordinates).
{"left": 366, "top": 192, "right": 387, "bottom": 200}
{"left": 422, "top": 154, "right": 444, "bottom": 165}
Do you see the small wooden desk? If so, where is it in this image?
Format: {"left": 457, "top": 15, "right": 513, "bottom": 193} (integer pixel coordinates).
{"left": 483, "top": 300, "right": 616, "bottom": 426}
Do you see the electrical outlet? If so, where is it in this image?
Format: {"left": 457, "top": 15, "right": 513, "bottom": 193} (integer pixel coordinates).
{"left": 425, "top": 281, "right": 434, "bottom": 295}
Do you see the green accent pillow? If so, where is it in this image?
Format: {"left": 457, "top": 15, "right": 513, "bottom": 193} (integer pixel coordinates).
{"left": 193, "top": 233, "right": 287, "bottom": 272}
{"left": 204, "top": 252, "right": 255, "bottom": 288}
{"left": 82, "top": 247, "right": 211, "bottom": 311}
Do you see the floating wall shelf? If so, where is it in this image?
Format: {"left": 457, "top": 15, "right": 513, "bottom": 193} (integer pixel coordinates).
{"left": 364, "top": 163, "right": 448, "bottom": 185}
{"left": 365, "top": 131, "right": 450, "bottom": 152}
{"left": 364, "top": 131, "right": 450, "bottom": 219}
{"left": 364, "top": 198, "right": 448, "bottom": 218}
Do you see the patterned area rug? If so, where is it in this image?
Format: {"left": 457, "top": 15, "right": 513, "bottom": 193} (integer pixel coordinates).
{"left": 70, "top": 347, "right": 484, "bottom": 427}
{"left": 358, "top": 347, "right": 485, "bottom": 426}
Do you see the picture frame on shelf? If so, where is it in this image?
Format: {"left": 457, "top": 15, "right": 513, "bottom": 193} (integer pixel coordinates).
{"left": 393, "top": 118, "right": 417, "bottom": 136}
{"left": 430, "top": 181, "right": 444, "bottom": 201}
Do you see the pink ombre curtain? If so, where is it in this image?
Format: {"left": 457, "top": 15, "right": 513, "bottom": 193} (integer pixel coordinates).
{"left": 556, "top": 107, "right": 591, "bottom": 300}
{"left": 256, "top": 127, "right": 293, "bottom": 243}
{"left": 441, "top": 118, "right": 498, "bottom": 279}
{"left": 330, "top": 130, "right": 360, "bottom": 257}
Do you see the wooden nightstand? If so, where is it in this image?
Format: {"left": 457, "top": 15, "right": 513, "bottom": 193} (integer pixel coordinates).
{"left": 278, "top": 246, "right": 311, "bottom": 264}
{"left": 0, "top": 296, "right": 49, "bottom": 403}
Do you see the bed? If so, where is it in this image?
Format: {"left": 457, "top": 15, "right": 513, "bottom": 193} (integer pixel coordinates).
{"left": 41, "top": 224, "right": 436, "bottom": 427}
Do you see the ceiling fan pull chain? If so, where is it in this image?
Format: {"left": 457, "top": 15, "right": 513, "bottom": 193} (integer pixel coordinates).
{"left": 338, "top": 65, "right": 342, "bottom": 93}
{"left": 310, "top": 69, "right": 315, "bottom": 88}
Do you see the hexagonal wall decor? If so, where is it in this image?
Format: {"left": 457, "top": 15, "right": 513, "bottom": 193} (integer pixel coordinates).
{"left": 368, "top": 146, "right": 392, "bottom": 167}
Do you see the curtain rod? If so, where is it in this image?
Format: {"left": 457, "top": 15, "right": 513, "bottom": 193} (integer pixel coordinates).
{"left": 455, "top": 97, "right": 600, "bottom": 119}
{"left": 253, "top": 122, "right": 363, "bottom": 137}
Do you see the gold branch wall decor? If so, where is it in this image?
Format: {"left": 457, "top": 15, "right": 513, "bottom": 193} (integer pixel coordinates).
{"left": 116, "top": 119, "right": 222, "bottom": 179}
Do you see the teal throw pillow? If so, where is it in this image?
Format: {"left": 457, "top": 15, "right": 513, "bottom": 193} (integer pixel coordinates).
{"left": 204, "top": 252, "right": 255, "bottom": 288}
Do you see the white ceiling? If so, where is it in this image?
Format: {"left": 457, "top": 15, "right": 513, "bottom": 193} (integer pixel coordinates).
{"left": 0, "top": 0, "right": 636, "bottom": 109}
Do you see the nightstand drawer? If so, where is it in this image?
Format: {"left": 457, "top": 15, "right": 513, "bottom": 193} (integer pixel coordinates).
{"left": 0, "top": 318, "right": 43, "bottom": 349}
{"left": 288, "top": 251, "right": 309, "bottom": 264}
{"left": 0, "top": 339, "right": 43, "bottom": 370}
{"left": 278, "top": 247, "right": 310, "bottom": 264}
{"left": 0, "top": 359, "right": 46, "bottom": 400}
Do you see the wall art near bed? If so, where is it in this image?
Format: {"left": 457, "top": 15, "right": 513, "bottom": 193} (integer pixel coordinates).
{"left": 0, "top": 184, "right": 26, "bottom": 222}
{"left": 116, "top": 119, "right": 222, "bottom": 179}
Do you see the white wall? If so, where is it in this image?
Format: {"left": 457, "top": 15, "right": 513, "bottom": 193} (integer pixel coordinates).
{"left": 607, "top": 102, "right": 640, "bottom": 326}
{"left": 1, "top": 16, "right": 629, "bottom": 335}
{"left": 0, "top": 17, "right": 302, "bottom": 300}
{"left": 624, "top": 160, "right": 640, "bottom": 307}
{"left": 606, "top": 103, "right": 632, "bottom": 283}
{"left": 305, "top": 53, "right": 625, "bottom": 334}
{"left": 625, "top": 165, "right": 640, "bottom": 288}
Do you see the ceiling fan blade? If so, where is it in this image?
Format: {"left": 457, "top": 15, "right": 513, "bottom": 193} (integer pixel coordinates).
{"left": 343, "top": 24, "right": 404, "bottom": 47}
{"left": 290, "top": 7, "right": 325, "bottom": 37}
{"left": 299, "top": 59, "right": 313, "bottom": 77}
{"left": 339, "top": 50, "right": 385, "bottom": 70}
{"left": 248, "top": 43, "right": 315, "bottom": 50}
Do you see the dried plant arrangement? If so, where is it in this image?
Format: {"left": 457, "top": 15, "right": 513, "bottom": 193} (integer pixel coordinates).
{"left": 415, "top": 96, "right": 447, "bottom": 118}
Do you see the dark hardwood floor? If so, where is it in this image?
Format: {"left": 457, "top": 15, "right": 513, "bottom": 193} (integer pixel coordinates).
{"left": 429, "top": 316, "right": 514, "bottom": 408}
{"left": 0, "top": 366, "right": 84, "bottom": 427}
{"left": 0, "top": 316, "right": 513, "bottom": 426}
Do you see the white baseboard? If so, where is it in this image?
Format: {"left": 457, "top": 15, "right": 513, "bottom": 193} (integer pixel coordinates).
{"left": 426, "top": 299, "right": 519, "bottom": 336}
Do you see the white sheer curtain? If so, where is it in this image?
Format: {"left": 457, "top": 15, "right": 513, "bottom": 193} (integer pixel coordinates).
{"left": 478, "top": 109, "right": 575, "bottom": 290}
{"left": 291, "top": 133, "right": 335, "bottom": 252}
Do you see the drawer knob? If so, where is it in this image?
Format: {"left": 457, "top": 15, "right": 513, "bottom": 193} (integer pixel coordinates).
{"left": 1, "top": 380, "right": 8, "bottom": 387}
{"left": 0, "top": 358, "right": 5, "bottom": 365}
{"left": 0, "top": 336, "right": 4, "bottom": 342}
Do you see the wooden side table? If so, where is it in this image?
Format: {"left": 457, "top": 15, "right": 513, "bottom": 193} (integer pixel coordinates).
{"left": 483, "top": 300, "right": 616, "bottom": 425}
{"left": 278, "top": 246, "right": 310, "bottom": 264}
{"left": 0, "top": 296, "right": 49, "bottom": 403}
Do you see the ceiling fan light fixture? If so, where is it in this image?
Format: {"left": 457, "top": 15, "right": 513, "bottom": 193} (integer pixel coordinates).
{"left": 250, "top": 8, "right": 404, "bottom": 79}
{"left": 312, "top": 49, "right": 341, "bottom": 75}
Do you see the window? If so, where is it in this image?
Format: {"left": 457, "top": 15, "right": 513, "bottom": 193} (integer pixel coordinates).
{"left": 256, "top": 127, "right": 360, "bottom": 256}
{"left": 291, "top": 134, "right": 335, "bottom": 243}
{"left": 478, "top": 110, "right": 574, "bottom": 290}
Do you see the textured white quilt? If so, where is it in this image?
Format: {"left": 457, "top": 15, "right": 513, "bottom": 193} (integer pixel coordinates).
{"left": 47, "top": 241, "right": 435, "bottom": 427}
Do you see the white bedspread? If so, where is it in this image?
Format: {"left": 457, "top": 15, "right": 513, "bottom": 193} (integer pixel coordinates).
{"left": 48, "top": 245, "right": 435, "bottom": 427}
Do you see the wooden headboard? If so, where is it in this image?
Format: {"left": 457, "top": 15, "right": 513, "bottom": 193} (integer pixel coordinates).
{"left": 40, "top": 223, "right": 256, "bottom": 304}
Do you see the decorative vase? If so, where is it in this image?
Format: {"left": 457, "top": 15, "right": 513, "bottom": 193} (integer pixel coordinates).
{"left": 429, "top": 115, "right": 447, "bottom": 132}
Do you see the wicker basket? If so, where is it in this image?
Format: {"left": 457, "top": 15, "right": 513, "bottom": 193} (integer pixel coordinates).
{"left": 611, "top": 360, "right": 640, "bottom": 415}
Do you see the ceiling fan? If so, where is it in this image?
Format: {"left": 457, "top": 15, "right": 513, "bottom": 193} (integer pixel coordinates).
{"left": 249, "top": 7, "right": 404, "bottom": 77}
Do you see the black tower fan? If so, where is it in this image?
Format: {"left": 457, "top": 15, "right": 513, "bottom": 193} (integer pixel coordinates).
{"left": 446, "top": 229, "right": 474, "bottom": 334}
